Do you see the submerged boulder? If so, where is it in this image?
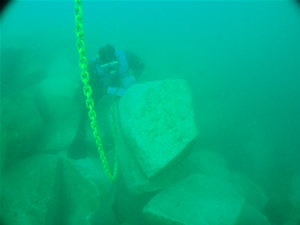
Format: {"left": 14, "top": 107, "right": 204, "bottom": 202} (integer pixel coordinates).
{"left": 0, "top": 152, "right": 116, "bottom": 225}
{"left": 0, "top": 95, "right": 43, "bottom": 169}
{"left": 0, "top": 47, "right": 47, "bottom": 97}
{"left": 113, "top": 79, "right": 198, "bottom": 194}
{"left": 143, "top": 174, "right": 245, "bottom": 225}
{"left": 34, "top": 53, "right": 80, "bottom": 124}
{"left": 177, "top": 148, "right": 231, "bottom": 180}
{"left": 0, "top": 154, "right": 60, "bottom": 225}
{"left": 35, "top": 54, "right": 80, "bottom": 154}
{"left": 61, "top": 155, "right": 116, "bottom": 225}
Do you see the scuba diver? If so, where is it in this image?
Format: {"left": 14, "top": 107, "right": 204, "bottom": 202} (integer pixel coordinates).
{"left": 68, "top": 44, "right": 144, "bottom": 159}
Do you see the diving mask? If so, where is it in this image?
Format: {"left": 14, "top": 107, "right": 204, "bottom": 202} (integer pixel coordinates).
{"left": 100, "top": 61, "right": 119, "bottom": 75}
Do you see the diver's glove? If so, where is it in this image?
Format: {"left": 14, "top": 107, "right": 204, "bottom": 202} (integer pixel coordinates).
{"left": 122, "top": 75, "right": 136, "bottom": 89}
{"left": 107, "top": 86, "right": 127, "bottom": 97}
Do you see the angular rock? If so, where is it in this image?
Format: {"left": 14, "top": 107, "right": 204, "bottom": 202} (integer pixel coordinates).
{"left": 37, "top": 119, "right": 78, "bottom": 154}
{"left": 34, "top": 54, "right": 80, "bottom": 124}
{"left": 178, "top": 148, "right": 231, "bottom": 180}
{"left": 0, "top": 95, "right": 43, "bottom": 169}
{"left": 34, "top": 54, "right": 81, "bottom": 154}
{"left": 0, "top": 154, "right": 60, "bottom": 225}
{"left": 114, "top": 176, "right": 155, "bottom": 225}
{"left": 0, "top": 47, "right": 47, "bottom": 97}
{"left": 0, "top": 152, "right": 116, "bottom": 225}
{"left": 143, "top": 174, "right": 245, "bottom": 225}
{"left": 61, "top": 155, "right": 115, "bottom": 225}
{"left": 114, "top": 79, "right": 198, "bottom": 194}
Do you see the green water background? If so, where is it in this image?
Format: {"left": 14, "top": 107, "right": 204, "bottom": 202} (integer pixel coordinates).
{"left": 1, "top": 0, "right": 300, "bottom": 212}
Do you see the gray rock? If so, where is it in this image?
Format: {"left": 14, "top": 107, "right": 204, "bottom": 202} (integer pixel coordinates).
{"left": 61, "top": 155, "right": 116, "bottom": 225}
{"left": 143, "top": 174, "right": 245, "bottom": 225}
{"left": 0, "top": 154, "right": 60, "bottom": 225}
{"left": 34, "top": 54, "right": 80, "bottom": 124}
{"left": 114, "top": 79, "right": 198, "bottom": 194}
{"left": 0, "top": 152, "right": 116, "bottom": 225}
{"left": 0, "top": 48, "right": 47, "bottom": 97}
{"left": 34, "top": 55, "right": 81, "bottom": 154}
{"left": 1, "top": 95, "right": 43, "bottom": 169}
{"left": 178, "top": 149, "right": 231, "bottom": 180}
{"left": 178, "top": 150, "right": 269, "bottom": 212}
{"left": 37, "top": 118, "right": 78, "bottom": 154}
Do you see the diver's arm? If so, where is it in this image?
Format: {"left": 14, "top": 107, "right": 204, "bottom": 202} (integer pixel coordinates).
{"left": 124, "top": 50, "right": 144, "bottom": 80}
{"left": 107, "top": 86, "right": 126, "bottom": 97}
{"left": 106, "top": 74, "right": 136, "bottom": 97}
{"left": 105, "top": 51, "right": 144, "bottom": 97}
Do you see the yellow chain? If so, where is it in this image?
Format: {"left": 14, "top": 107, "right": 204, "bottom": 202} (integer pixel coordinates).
{"left": 74, "top": 0, "right": 117, "bottom": 180}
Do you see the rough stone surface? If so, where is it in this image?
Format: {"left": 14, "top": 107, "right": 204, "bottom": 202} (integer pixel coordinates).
{"left": 37, "top": 119, "right": 78, "bottom": 154}
{"left": 0, "top": 154, "right": 60, "bottom": 225}
{"left": 0, "top": 152, "right": 116, "bottom": 225}
{"left": 34, "top": 54, "right": 79, "bottom": 124}
{"left": 115, "top": 79, "right": 198, "bottom": 194}
{"left": 178, "top": 148, "right": 231, "bottom": 180}
{"left": 34, "top": 55, "right": 80, "bottom": 154}
{"left": 0, "top": 96, "right": 43, "bottom": 169}
{"left": 61, "top": 155, "right": 115, "bottom": 225}
{"left": 1, "top": 47, "right": 48, "bottom": 98}
{"left": 143, "top": 174, "right": 245, "bottom": 225}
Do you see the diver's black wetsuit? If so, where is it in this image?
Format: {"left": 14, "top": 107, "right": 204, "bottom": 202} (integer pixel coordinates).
{"left": 68, "top": 50, "right": 144, "bottom": 159}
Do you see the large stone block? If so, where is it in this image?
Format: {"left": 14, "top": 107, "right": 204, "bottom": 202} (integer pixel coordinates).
{"left": 34, "top": 54, "right": 81, "bottom": 154}
{"left": 34, "top": 55, "right": 80, "bottom": 124}
{"left": 61, "top": 155, "right": 116, "bottom": 225}
{"left": 143, "top": 174, "right": 245, "bottom": 225}
{"left": 1, "top": 47, "right": 47, "bottom": 97}
{"left": 114, "top": 79, "right": 198, "bottom": 194}
{"left": 37, "top": 118, "right": 78, "bottom": 154}
{"left": 1, "top": 95, "right": 43, "bottom": 169}
{"left": 0, "top": 154, "right": 60, "bottom": 225}
{"left": 178, "top": 148, "right": 231, "bottom": 180}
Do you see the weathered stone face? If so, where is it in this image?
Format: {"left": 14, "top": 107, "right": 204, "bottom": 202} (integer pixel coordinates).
{"left": 1, "top": 96, "right": 43, "bottom": 169}
{"left": 114, "top": 79, "right": 198, "bottom": 194}
{"left": 0, "top": 154, "right": 60, "bottom": 225}
{"left": 61, "top": 155, "right": 116, "bottom": 225}
{"left": 0, "top": 154, "right": 116, "bottom": 225}
{"left": 143, "top": 174, "right": 246, "bottom": 225}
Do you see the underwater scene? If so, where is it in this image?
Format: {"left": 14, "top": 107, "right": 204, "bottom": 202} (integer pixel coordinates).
{"left": 1, "top": 0, "right": 300, "bottom": 225}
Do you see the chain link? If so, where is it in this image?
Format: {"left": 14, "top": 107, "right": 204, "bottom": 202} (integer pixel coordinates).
{"left": 74, "top": 0, "right": 117, "bottom": 180}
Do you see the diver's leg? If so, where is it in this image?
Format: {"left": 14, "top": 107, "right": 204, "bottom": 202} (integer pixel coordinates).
{"left": 67, "top": 85, "right": 90, "bottom": 159}
{"left": 67, "top": 83, "right": 105, "bottom": 159}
